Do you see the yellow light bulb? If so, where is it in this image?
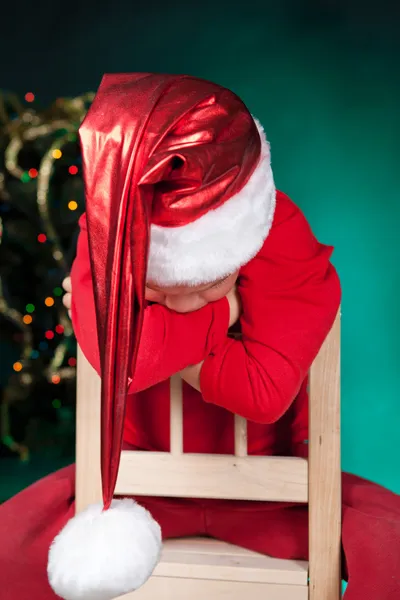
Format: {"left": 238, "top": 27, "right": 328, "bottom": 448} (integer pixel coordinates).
{"left": 68, "top": 200, "right": 78, "bottom": 211}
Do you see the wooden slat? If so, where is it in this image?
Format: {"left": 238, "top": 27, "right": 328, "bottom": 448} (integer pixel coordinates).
{"left": 170, "top": 375, "right": 183, "bottom": 455}
{"left": 75, "top": 347, "right": 102, "bottom": 512}
{"left": 234, "top": 414, "right": 248, "bottom": 457}
{"left": 308, "top": 310, "right": 341, "bottom": 600}
{"left": 116, "top": 451, "right": 308, "bottom": 502}
{"left": 153, "top": 538, "right": 308, "bottom": 585}
{"left": 116, "top": 577, "right": 308, "bottom": 600}
{"left": 162, "top": 537, "right": 260, "bottom": 557}
{"left": 155, "top": 552, "right": 307, "bottom": 585}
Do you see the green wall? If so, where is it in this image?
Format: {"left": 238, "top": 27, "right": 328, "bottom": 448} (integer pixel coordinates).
{"left": 2, "top": 0, "right": 399, "bottom": 492}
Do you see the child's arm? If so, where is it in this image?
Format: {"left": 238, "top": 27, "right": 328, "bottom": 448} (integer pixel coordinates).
{"left": 70, "top": 214, "right": 230, "bottom": 392}
{"left": 199, "top": 192, "right": 341, "bottom": 423}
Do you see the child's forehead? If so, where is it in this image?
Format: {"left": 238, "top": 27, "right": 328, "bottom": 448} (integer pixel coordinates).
{"left": 146, "top": 280, "right": 216, "bottom": 296}
{"left": 146, "top": 274, "right": 231, "bottom": 296}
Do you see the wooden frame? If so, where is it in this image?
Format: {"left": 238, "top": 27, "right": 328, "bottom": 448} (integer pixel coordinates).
{"left": 309, "top": 312, "right": 341, "bottom": 598}
{"left": 76, "top": 311, "right": 341, "bottom": 599}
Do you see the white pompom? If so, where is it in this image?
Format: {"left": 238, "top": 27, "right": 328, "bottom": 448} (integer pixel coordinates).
{"left": 48, "top": 498, "right": 162, "bottom": 600}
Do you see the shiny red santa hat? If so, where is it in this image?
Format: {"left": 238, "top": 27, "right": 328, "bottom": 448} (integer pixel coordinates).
{"left": 47, "top": 73, "right": 276, "bottom": 600}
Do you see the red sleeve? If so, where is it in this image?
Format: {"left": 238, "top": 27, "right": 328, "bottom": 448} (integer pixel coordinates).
{"left": 200, "top": 192, "right": 341, "bottom": 423}
{"left": 70, "top": 214, "right": 230, "bottom": 393}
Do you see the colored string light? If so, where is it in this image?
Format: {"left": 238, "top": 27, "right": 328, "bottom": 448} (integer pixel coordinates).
{"left": 55, "top": 324, "right": 64, "bottom": 334}
{"left": 26, "top": 303, "right": 35, "bottom": 313}
{"left": 45, "top": 330, "right": 55, "bottom": 340}
{"left": 51, "top": 375, "right": 61, "bottom": 384}
{"left": 45, "top": 297, "right": 55, "bottom": 307}
{"left": 0, "top": 90, "right": 95, "bottom": 460}
{"left": 68, "top": 357, "right": 77, "bottom": 367}
{"left": 68, "top": 200, "right": 78, "bottom": 211}
{"left": 13, "top": 362, "right": 23, "bottom": 372}
{"left": 23, "top": 315, "right": 33, "bottom": 324}
{"left": 52, "top": 399, "right": 62, "bottom": 408}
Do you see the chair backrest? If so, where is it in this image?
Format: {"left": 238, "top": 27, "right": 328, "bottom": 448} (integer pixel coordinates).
{"left": 76, "top": 311, "right": 341, "bottom": 600}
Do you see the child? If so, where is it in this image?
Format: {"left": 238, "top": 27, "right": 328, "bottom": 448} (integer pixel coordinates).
{"left": 0, "top": 73, "right": 399, "bottom": 600}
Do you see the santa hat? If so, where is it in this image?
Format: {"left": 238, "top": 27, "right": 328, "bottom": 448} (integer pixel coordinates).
{"left": 47, "top": 73, "right": 276, "bottom": 600}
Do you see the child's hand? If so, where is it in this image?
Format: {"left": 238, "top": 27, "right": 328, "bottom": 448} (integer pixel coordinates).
{"left": 62, "top": 276, "right": 72, "bottom": 318}
{"left": 226, "top": 284, "right": 241, "bottom": 327}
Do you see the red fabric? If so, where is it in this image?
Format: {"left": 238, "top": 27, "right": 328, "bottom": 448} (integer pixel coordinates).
{"left": 71, "top": 191, "right": 339, "bottom": 456}
{"left": 79, "top": 73, "right": 261, "bottom": 509}
{"left": 81, "top": 74, "right": 260, "bottom": 230}
{"left": 1, "top": 465, "right": 399, "bottom": 599}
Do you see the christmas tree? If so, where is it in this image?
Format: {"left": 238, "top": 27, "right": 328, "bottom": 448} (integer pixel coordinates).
{"left": 0, "top": 90, "right": 93, "bottom": 471}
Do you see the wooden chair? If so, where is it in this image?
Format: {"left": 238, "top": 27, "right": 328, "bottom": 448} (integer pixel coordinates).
{"left": 76, "top": 311, "right": 341, "bottom": 600}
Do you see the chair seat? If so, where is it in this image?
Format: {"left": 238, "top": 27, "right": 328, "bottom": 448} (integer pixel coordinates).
{"left": 119, "top": 537, "right": 309, "bottom": 600}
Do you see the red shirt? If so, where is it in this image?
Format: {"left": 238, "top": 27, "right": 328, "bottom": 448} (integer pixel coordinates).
{"left": 71, "top": 191, "right": 341, "bottom": 459}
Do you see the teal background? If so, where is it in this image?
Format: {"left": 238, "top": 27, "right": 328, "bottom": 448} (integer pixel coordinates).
{"left": 1, "top": 0, "right": 399, "bottom": 496}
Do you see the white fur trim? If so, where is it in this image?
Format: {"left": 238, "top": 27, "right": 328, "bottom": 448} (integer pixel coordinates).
{"left": 147, "top": 119, "right": 276, "bottom": 286}
{"left": 48, "top": 499, "right": 162, "bottom": 600}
